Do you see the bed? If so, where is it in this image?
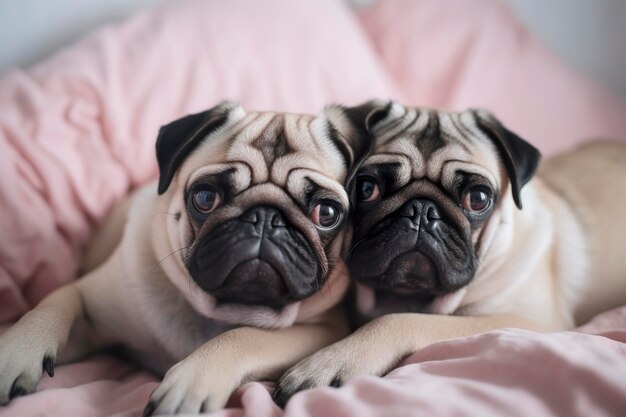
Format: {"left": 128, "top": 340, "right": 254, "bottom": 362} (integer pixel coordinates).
{"left": 1, "top": 1, "right": 625, "bottom": 416}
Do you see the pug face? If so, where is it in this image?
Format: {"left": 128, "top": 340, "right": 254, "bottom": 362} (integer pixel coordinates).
{"left": 345, "top": 102, "right": 540, "bottom": 318}
{"left": 153, "top": 101, "right": 370, "bottom": 327}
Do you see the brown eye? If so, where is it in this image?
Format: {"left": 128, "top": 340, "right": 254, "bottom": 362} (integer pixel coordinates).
{"left": 462, "top": 187, "right": 491, "bottom": 213}
{"left": 357, "top": 178, "right": 381, "bottom": 202}
{"left": 311, "top": 200, "right": 341, "bottom": 228}
{"left": 192, "top": 188, "right": 221, "bottom": 213}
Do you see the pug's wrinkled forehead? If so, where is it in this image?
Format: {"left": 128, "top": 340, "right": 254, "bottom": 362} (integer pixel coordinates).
{"left": 178, "top": 107, "right": 353, "bottom": 213}
{"left": 364, "top": 105, "right": 497, "bottom": 199}
{"left": 359, "top": 101, "right": 540, "bottom": 210}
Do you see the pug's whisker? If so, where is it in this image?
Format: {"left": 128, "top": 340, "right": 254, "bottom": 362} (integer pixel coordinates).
{"left": 152, "top": 247, "right": 189, "bottom": 271}
{"left": 345, "top": 239, "right": 367, "bottom": 261}
{"left": 158, "top": 211, "right": 180, "bottom": 217}
{"left": 187, "top": 275, "right": 196, "bottom": 303}
{"left": 182, "top": 242, "right": 198, "bottom": 266}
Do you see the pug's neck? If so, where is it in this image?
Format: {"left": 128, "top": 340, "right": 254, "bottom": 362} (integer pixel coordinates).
{"left": 456, "top": 179, "right": 587, "bottom": 330}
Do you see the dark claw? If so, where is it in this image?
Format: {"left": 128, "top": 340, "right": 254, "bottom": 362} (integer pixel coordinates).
{"left": 143, "top": 401, "right": 156, "bottom": 417}
{"left": 330, "top": 377, "right": 342, "bottom": 388}
{"left": 9, "top": 383, "right": 27, "bottom": 400}
{"left": 43, "top": 357, "right": 55, "bottom": 378}
{"left": 272, "top": 386, "right": 289, "bottom": 408}
{"left": 273, "top": 377, "right": 320, "bottom": 407}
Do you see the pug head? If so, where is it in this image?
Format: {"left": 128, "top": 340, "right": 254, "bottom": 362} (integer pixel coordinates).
{"left": 344, "top": 101, "right": 541, "bottom": 318}
{"left": 153, "top": 101, "right": 371, "bottom": 327}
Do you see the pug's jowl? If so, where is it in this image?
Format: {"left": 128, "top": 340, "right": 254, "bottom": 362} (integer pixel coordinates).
{"left": 0, "top": 101, "right": 371, "bottom": 414}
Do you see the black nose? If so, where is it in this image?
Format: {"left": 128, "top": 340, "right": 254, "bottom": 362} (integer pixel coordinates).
{"left": 240, "top": 205, "right": 287, "bottom": 228}
{"left": 398, "top": 199, "right": 441, "bottom": 226}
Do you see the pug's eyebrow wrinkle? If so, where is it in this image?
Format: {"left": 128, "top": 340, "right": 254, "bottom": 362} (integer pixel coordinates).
{"left": 441, "top": 160, "right": 497, "bottom": 188}
{"left": 302, "top": 176, "right": 344, "bottom": 205}
{"left": 361, "top": 152, "right": 415, "bottom": 183}
{"left": 368, "top": 162, "right": 402, "bottom": 178}
{"left": 286, "top": 170, "right": 350, "bottom": 209}
{"left": 238, "top": 181, "right": 309, "bottom": 214}
{"left": 190, "top": 169, "right": 235, "bottom": 185}
{"left": 284, "top": 166, "right": 334, "bottom": 184}
{"left": 186, "top": 164, "right": 243, "bottom": 190}
{"left": 225, "top": 160, "right": 254, "bottom": 189}
{"left": 365, "top": 151, "right": 412, "bottom": 166}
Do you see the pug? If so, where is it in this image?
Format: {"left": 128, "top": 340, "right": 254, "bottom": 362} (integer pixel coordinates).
{"left": 274, "top": 101, "right": 626, "bottom": 404}
{"left": 0, "top": 100, "right": 372, "bottom": 414}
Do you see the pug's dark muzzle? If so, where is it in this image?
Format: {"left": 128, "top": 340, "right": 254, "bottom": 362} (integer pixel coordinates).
{"left": 188, "top": 205, "right": 320, "bottom": 309}
{"left": 347, "top": 198, "right": 476, "bottom": 297}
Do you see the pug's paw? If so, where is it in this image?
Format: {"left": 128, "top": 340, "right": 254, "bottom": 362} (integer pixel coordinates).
{"left": 0, "top": 324, "right": 57, "bottom": 406}
{"left": 273, "top": 335, "right": 400, "bottom": 407}
{"left": 144, "top": 354, "right": 238, "bottom": 416}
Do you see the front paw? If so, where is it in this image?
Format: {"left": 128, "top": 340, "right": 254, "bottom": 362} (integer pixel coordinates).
{"left": 273, "top": 338, "right": 398, "bottom": 407}
{"left": 0, "top": 326, "right": 57, "bottom": 405}
{"left": 144, "top": 355, "right": 238, "bottom": 416}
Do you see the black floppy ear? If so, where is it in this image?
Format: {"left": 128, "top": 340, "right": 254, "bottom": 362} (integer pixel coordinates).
{"left": 472, "top": 110, "right": 542, "bottom": 209}
{"left": 156, "top": 101, "right": 244, "bottom": 194}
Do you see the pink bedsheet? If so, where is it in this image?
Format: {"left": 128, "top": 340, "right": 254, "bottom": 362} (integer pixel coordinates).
{"left": 1, "top": 0, "right": 625, "bottom": 416}
{"left": 1, "top": 308, "right": 625, "bottom": 417}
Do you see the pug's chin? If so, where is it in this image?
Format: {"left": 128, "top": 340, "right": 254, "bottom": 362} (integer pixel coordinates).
{"left": 384, "top": 250, "right": 439, "bottom": 290}
{"left": 182, "top": 284, "right": 303, "bottom": 328}
{"left": 352, "top": 250, "right": 451, "bottom": 318}
{"left": 353, "top": 283, "right": 467, "bottom": 322}
{"left": 210, "top": 259, "right": 291, "bottom": 310}
{"left": 354, "top": 250, "right": 440, "bottom": 292}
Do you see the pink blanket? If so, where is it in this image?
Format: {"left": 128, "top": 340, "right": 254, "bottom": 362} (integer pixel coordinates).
{"left": 2, "top": 309, "right": 625, "bottom": 417}
{"left": 1, "top": 0, "right": 625, "bottom": 416}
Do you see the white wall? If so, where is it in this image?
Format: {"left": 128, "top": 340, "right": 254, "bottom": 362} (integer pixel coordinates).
{"left": 1, "top": 0, "right": 625, "bottom": 100}
{"left": 0, "top": 0, "right": 163, "bottom": 70}
{"left": 503, "top": 0, "right": 626, "bottom": 100}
